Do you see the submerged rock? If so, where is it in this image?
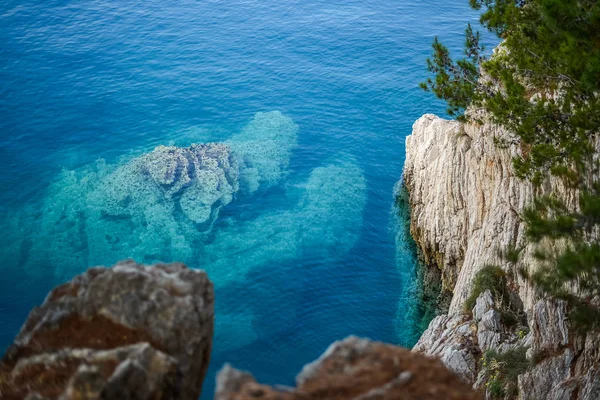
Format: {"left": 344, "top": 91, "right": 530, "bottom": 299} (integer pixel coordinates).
{"left": 202, "top": 157, "right": 367, "bottom": 288}
{"left": 0, "top": 260, "right": 214, "bottom": 400}
{"left": 227, "top": 111, "right": 298, "bottom": 193}
{"left": 215, "top": 336, "right": 483, "bottom": 400}
{"left": 203, "top": 157, "right": 367, "bottom": 352}
{"left": 95, "top": 142, "right": 239, "bottom": 223}
{"left": 12, "top": 111, "right": 298, "bottom": 281}
{"left": 83, "top": 142, "right": 240, "bottom": 268}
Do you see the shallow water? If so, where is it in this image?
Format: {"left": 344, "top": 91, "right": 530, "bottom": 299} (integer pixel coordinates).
{"left": 1, "top": 0, "right": 491, "bottom": 396}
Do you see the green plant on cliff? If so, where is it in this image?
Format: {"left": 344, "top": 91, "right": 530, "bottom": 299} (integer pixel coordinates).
{"left": 482, "top": 347, "right": 531, "bottom": 398}
{"left": 421, "top": 1, "right": 600, "bottom": 332}
{"left": 464, "top": 265, "right": 509, "bottom": 312}
{"left": 464, "top": 265, "right": 524, "bottom": 326}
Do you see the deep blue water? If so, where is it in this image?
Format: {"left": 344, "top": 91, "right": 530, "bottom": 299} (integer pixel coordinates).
{"left": 0, "top": 0, "right": 489, "bottom": 397}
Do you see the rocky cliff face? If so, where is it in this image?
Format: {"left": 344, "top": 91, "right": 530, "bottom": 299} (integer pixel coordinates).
{"left": 403, "top": 114, "right": 600, "bottom": 398}
{"left": 0, "top": 261, "right": 480, "bottom": 400}
{"left": 0, "top": 260, "right": 214, "bottom": 400}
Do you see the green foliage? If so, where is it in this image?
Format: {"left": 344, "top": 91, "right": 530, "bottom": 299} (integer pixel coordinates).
{"left": 464, "top": 265, "right": 509, "bottom": 312}
{"left": 482, "top": 347, "right": 531, "bottom": 398}
{"left": 423, "top": 1, "right": 600, "bottom": 333}
{"left": 420, "top": 24, "right": 485, "bottom": 120}
{"left": 423, "top": 0, "right": 600, "bottom": 180}
{"left": 487, "top": 379, "right": 505, "bottom": 398}
{"left": 498, "top": 245, "right": 522, "bottom": 264}
{"left": 500, "top": 308, "right": 520, "bottom": 328}
{"left": 465, "top": 265, "right": 524, "bottom": 326}
{"left": 521, "top": 182, "right": 600, "bottom": 332}
{"left": 517, "top": 327, "right": 529, "bottom": 339}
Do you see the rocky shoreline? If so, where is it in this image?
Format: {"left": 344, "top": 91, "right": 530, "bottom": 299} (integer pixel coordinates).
{"left": 0, "top": 260, "right": 480, "bottom": 400}
{"left": 0, "top": 261, "right": 214, "bottom": 400}
{"left": 3, "top": 111, "right": 599, "bottom": 399}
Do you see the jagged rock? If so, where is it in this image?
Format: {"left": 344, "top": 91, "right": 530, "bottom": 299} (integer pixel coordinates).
{"left": 580, "top": 369, "right": 600, "bottom": 400}
{"left": 10, "top": 343, "right": 182, "bottom": 400}
{"left": 215, "top": 364, "right": 258, "bottom": 398}
{"left": 518, "top": 349, "right": 574, "bottom": 400}
{"left": 477, "top": 310, "right": 503, "bottom": 351}
{"left": 472, "top": 291, "right": 503, "bottom": 351}
{"left": 574, "top": 334, "right": 600, "bottom": 377}
{"left": 412, "top": 315, "right": 478, "bottom": 383}
{"left": 529, "top": 299, "right": 569, "bottom": 353}
{"left": 216, "top": 336, "right": 483, "bottom": 400}
{"left": 0, "top": 260, "right": 214, "bottom": 400}
{"left": 472, "top": 290, "right": 494, "bottom": 321}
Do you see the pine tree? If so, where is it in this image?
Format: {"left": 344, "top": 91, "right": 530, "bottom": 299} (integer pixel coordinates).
{"left": 421, "top": 0, "right": 600, "bottom": 330}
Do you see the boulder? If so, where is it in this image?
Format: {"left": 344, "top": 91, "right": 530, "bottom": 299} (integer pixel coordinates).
{"left": 0, "top": 260, "right": 214, "bottom": 400}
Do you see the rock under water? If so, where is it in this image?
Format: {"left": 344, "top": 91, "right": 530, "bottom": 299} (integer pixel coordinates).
{"left": 227, "top": 111, "right": 299, "bottom": 193}
{"left": 2, "top": 111, "right": 369, "bottom": 356}
{"left": 11, "top": 111, "right": 299, "bottom": 282}
{"left": 204, "top": 157, "right": 367, "bottom": 353}
{"left": 202, "top": 157, "right": 367, "bottom": 288}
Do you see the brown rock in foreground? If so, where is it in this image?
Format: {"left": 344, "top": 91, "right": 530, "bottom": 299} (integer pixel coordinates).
{"left": 0, "top": 260, "right": 482, "bottom": 400}
{"left": 0, "top": 260, "right": 214, "bottom": 400}
{"left": 215, "top": 336, "right": 483, "bottom": 400}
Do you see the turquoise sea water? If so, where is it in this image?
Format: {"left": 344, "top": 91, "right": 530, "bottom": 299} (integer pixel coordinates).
{"left": 0, "top": 0, "right": 490, "bottom": 397}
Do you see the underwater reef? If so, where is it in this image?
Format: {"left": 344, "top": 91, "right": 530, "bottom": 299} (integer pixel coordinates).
{"left": 2, "top": 110, "right": 367, "bottom": 354}
{"left": 9, "top": 111, "right": 300, "bottom": 278}
{"left": 5, "top": 111, "right": 366, "bottom": 279}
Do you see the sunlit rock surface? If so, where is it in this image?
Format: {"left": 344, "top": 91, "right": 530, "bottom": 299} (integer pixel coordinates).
{"left": 0, "top": 260, "right": 214, "bottom": 400}
{"left": 403, "top": 114, "right": 600, "bottom": 398}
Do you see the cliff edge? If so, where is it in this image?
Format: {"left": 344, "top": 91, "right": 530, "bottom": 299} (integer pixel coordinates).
{"left": 403, "top": 114, "right": 600, "bottom": 398}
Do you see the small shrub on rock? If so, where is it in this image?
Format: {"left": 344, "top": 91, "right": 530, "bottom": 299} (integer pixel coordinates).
{"left": 482, "top": 346, "right": 530, "bottom": 398}
{"left": 464, "top": 265, "right": 509, "bottom": 313}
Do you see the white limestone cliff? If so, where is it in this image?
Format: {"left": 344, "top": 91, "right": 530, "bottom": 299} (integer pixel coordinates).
{"left": 403, "top": 114, "right": 600, "bottom": 399}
